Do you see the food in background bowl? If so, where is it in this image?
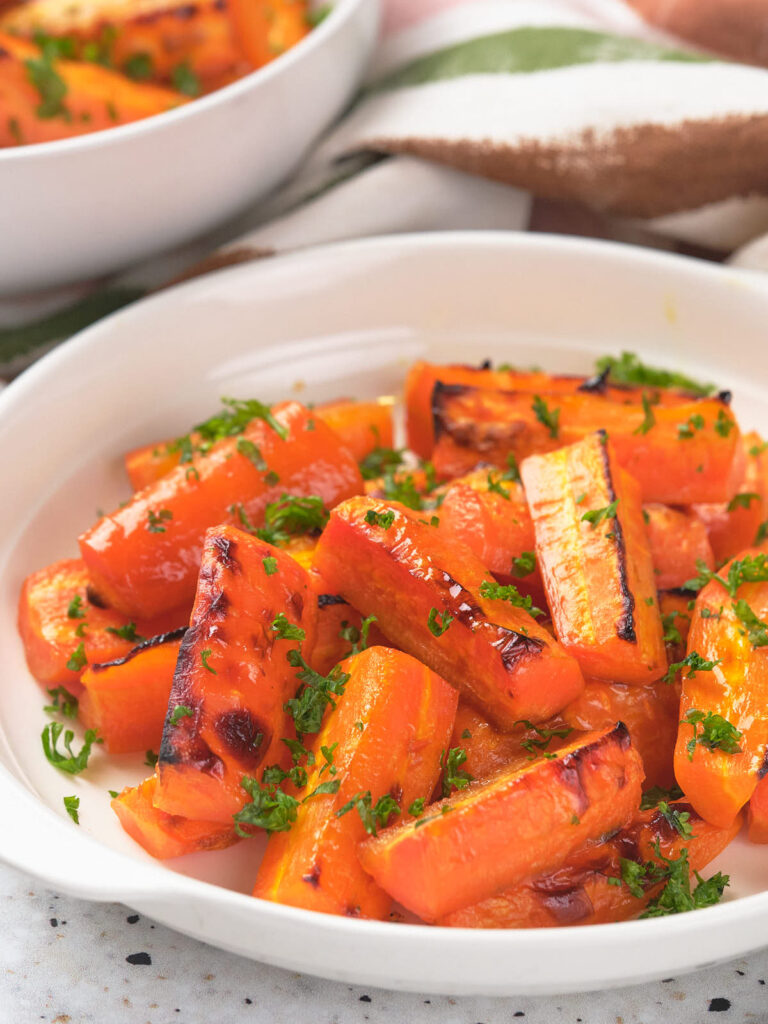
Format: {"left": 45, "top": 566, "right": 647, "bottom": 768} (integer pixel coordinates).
{"left": 0, "top": 0, "right": 319, "bottom": 146}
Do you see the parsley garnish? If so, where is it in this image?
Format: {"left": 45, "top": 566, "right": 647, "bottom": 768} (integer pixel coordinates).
{"left": 379, "top": 470, "right": 428, "bottom": 511}
{"left": 677, "top": 414, "right": 705, "bottom": 440}
{"left": 359, "top": 447, "right": 405, "bottom": 480}
{"left": 657, "top": 801, "right": 694, "bottom": 838}
{"left": 67, "top": 595, "right": 86, "bottom": 620}
{"left": 365, "top": 509, "right": 395, "bottom": 529}
{"left": 715, "top": 409, "right": 735, "bottom": 438}
{"left": 683, "top": 709, "right": 742, "bottom": 761}
{"left": 441, "top": 747, "right": 473, "bottom": 797}
{"left": 144, "top": 749, "right": 158, "bottom": 768}
{"left": 167, "top": 397, "right": 288, "bottom": 463}
{"left": 234, "top": 775, "right": 300, "bottom": 836}
{"left": 105, "top": 622, "right": 144, "bottom": 643}
{"left": 664, "top": 651, "right": 720, "bottom": 685}
{"left": 750, "top": 441, "right": 768, "bottom": 457}
{"left": 236, "top": 437, "right": 268, "bottom": 471}
{"left": 44, "top": 686, "right": 79, "bottom": 719}
{"left": 200, "top": 649, "right": 217, "bottom": 674}
{"left": 108, "top": 790, "right": 119, "bottom": 799}
{"left": 256, "top": 494, "right": 328, "bottom": 546}
{"left": 511, "top": 551, "right": 536, "bottom": 577}
{"left": 532, "top": 395, "right": 560, "bottom": 439}
{"left": 146, "top": 508, "right": 172, "bottom": 533}
{"left": 427, "top": 608, "right": 453, "bottom": 637}
{"left": 486, "top": 473, "right": 510, "bottom": 500}
{"left": 169, "top": 705, "right": 194, "bottom": 725}
{"left": 502, "top": 452, "right": 521, "bottom": 483}
{"left": 66, "top": 643, "right": 87, "bottom": 673}
{"left": 123, "top": 52, "right": 154, "bottom": 80}
{"left": 661, "top": 611, "right": 686, "bottom": 647}
{"left": 595, "top": 352, "right": 715, "bottom": 396}
{"left": 262, "top": 556, "right": 278, "bottom": 576}
{"left": 640, "top": 784, "right": 684, "bottom": 810}
{"left": 514, "top": 720, "right": 573, "bottom": 758}
{"left": 340, "top": 615, "right": 377, "bottom": 656}
{"left": 63, "top": 795, "right": 80, "bottom": 824}
{"left": 25, "top": 51, "right": 68, "bottom": 119}
{"left": 42, "top": 722, "right": 101, "bottom": 774}
{"left": 408, "top": 797, "right": 425, "bottom": 817}
{"left": 684, "top": 554, "right": 768, "bottom": 598}
{"left": 581, "top": 499, "right": 619, "bottom": 529}
{"left": 755, "top": 521, "right": 768, "bottom": 545}
{"left": 272, "top": 614, "right": 350, "bottom": 735}
{"left": 336, "top": 791, "right": 400, "bottom": 836}
{"left": 732, "top": 599, "right": 768, "bottom": 647}
{"left": 171, "top": 61, "right": 201, "bottom": 96}
{"left": 634, "top": 392, "right": 657, "bottom": 436}
{"left": 726, "top": 493, "right": 760, "bottom": 512}
{"left": 640, "top": 845, "right": 729, "bottom": 918}
{"left": 306, "top": 3, "right": 332, "bottom": 26}
{"left": 479, "top": 580, "right": 543, "bottom": 618}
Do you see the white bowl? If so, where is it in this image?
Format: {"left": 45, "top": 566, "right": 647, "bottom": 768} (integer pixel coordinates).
{"left": 1, "top": 233, "right": 768, "bottom": 996}
{"left": 0, "top": 0, "right": 378, "bottom": 297}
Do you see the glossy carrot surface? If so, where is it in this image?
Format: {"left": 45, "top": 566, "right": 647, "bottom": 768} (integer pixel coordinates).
{"left": 644, "top": 503, "right": 714, "bottom": 592}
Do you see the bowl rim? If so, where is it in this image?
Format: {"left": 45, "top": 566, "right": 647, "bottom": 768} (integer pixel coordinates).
{"left": 0, "top": 0, "right": 369, "bottom": 163}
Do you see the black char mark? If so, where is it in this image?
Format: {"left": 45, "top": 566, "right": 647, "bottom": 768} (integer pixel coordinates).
{"left": 537, "top": 885, "right": 594, "bottom": 924}
{"left": 578, "top": 367, "right": 610, "bottom": 394}
{"left": 302, "top": 864, "right": 321, "bottom": 888}
{"left": 214, "top": 709, "right": 270, "bottom": 770}
{"left": 210, "top": 533, "right": 240, "bottom": 572}
{"left": 431, "top": 381, "right": 471, "bottom": 445}
{"left": 318, "top": 593, "right": 348, "bottom": 608}
{"left": 86, "top": 585, "right": 108, "bottom": 609}
{"left": 89, "top": 627, "right": 188, "bottom": 673}
{"left": 758, "top": 748, "right": 768, "bottom": 780}
{"left": 597, "top": 432, "right": 636, "bottom": 643}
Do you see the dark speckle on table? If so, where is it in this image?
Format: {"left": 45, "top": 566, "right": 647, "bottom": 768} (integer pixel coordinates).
{"left": 359, "top": 994, "right": 371, "bottom": 1002}
{"left": 708, "top": 997, "right": 732, "bottom": 1012}
{"left": 244, "top": 997, "right": 252, "bottom": 1004}
{"left": 126, "top": 914, "right": 139, "bottom": 924}
{"left": 125, "top": 952, "right": 152, "bottom": 966}
{"left": 49, "top": 918, "right": 58, "bottom": 928}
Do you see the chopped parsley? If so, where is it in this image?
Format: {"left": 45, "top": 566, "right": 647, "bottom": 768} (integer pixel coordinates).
{"left": 256, "top": 494, "right": 328, "bottom": 546}
{"left": 594, "top": 352, "right": 715, "bottom": 397}
{"left": 236, "top": 437, "right": 268, "bottom": 471}
{"left": 657, "top": 801, "right": 694, "bottom": 838}
{"left": 123, "top": 52, "right": 154, "bottom": 81}
{"left": 63, "top": 795, "right": 80, "bottom": 824}
{"left": 200, "top": 649, "right": 217, "bottom": 674}
{"left": 663, "top": 651, "right": 720, "bottom": 685}
{"left": 581, "top": 499, "right": 619, "bottom": 529}
{"left": 365, "top": 509, "right": 395, "bottom": 529}
{"left": 171, "top": 61, "right": 201, "bottom": 96}
{"left": 715, "top": 409, "right": 735, "bottom": 438}
{"left": 65, "top": 643, "right": 87, "bottom": 673}
{"left": 67, "top": 595, "right": 86, "bottom": 620}
{"left": 166, "top": 396, "right": 288, "bottom": 463}
{"left": 641, "top": 846, "right": 729, "bottom": 918}
{"left": 272, "top": 614, "right": 350, "bottom": 735}
{"left": 726, "top": 492, "right": 760, "bottom": 512}
{"left": 684, "top": 554, "right": 768, "bottom": 598}
{"left": 144, "top": 749, "right": 158, "bottom": 768}
{"left": 234, "top": 775, "right": 300, "bottom": 836}
{"left": 501, "top": 452, "right": 521, "bottom": 484}
{"left": 486, "top": 473, "right": 510, "bottom": 500}
{"left": 677, "top": 414, "right": 705, "bottom": 440}
{"left": 44, "top": 686, "right": 79, "bottom": 719}
{"left": 336, "top": 791, "right": 400, "bottom": 836}
{"left": 441, "top": 747, "right": 473, "bottom": 797}
{"left": 25, "top": 51, "right": 69, "bottom": 119}
{"left": 634, "top": 392, "right": 657, "bottom": 436}
{"left": 105, "top": 622, "right": 144, "bottom": 643}
{"left": 682, "top": 709, "right": 742, "bottom": 761}
{"left": 510, "top": 551, "right": 536, "bottom": 577}
{"left": 514, "top": 720, "right": 573, "bottom": 758}
{"left": 732, "top": 599, "right": 768, "bottom": 647}
{"left": 479, "top": 580, "right": 543, "bottom": 618}
{"left": 755, "top": 521, "right": 768, "bottom": 545}
{"left": 42, "top": 722, "right": 102, "bottom": 775}
{"left": 532, "top": 395, "right": 560, "bottom": 439}
{"left": 359, "top": 447, "right": 406, "bottom": 481}
{"left": 169, "top": 705, "right": 194, "bottom": 725}
{"left": 306, "top": 3, "right": 332, "bottom": 26}
{"left": 427, "top": 608, "right": 453, "bottom": 637}
{"left": 340, "top": 614, "right": 377, "bottom": 656}
{"left": 661, "top": 611, "right": 687, "bottom": 647}
{"left": 639, "top": 784, "right": 684, "bottom": 810}
{"left": 263, "top": 556, "right": 278, "bottom": 576}
{"left": 146, "top": 508, "right": 172, "bottom": 533}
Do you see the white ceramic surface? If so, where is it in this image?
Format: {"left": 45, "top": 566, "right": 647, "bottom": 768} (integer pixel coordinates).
{"left": 1, "top": 233, "right": 768, "bottom": 997}
{"left": 0, "top": 0, "right": 378, "bottom": 297}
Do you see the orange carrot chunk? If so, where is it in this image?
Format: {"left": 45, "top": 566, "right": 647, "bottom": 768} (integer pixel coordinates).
{"left": 521, "top": 432, "right": 667, "bottom": 684}
{"left": 79, "top": 630, "right": 184, "bottom": 754}
{"left": 748, "top": 774, "right": 768, "bottom": 843}
{"left": 440, "top": 801, "right": 740, "bottom": 928}
{"left": 112, "top": 777, "right": 237, "bottom": 860}
{"left": 357, "top": 723, "right": 643, "bottom": 922}
{"left": 644, "top": 503, "right": 715, "bottom": 592}
{"left": 253, "top": 646, "right": 458, "bottom": 918}
{"left": 674, "top": 547, "right": 768, "bottom": 828}
{"left": 312, "top": 496, "right": 584, "bottom": 729}
{"left": 228, "top": 0, "right": 309, "bottom": 70}
{"left": 80, "top": 401, "right": 362, "bottom": 619}
{"left": 433, "top": 385, "right": 742, "bottom": 504}
{"left": 153, "top": 526, "right": 316, "bottom": 824}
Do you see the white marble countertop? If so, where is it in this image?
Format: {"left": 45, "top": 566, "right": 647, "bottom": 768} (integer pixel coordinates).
{"left": 3, "top": 861, "right": 766, "bottom": 1024}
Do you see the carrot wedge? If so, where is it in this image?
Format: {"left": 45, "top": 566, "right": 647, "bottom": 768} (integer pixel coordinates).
{"left": 674, "top": 547, "right": 768, "bottom": 827}
{"left": 253, "top": 646, "right": 457, "bottom": 918}
{"left": 644, "top": 504, "right": 715, "bottom": 592}
{"left": 439, "top": 801, "right": 740, "bottom": 928}
{"left": 433, "top": 385, "right": 742, "bottom": 504}
{"left": 80, "top": 400, "right": 362, "bottom": 619}
{"left": 748, "top": 775, "right": 768, "bottom": 843}
{"left": 312, "top": 496, "right": 584, "bottom": 729}
{"left": 112, "top": 777, "right": 237, "bottom": 860}
{"left": 80, "top": 630, "right": 184, "bottom": 754}
{"left": 357, "top": 723, "right": 643, "bottom": 922}
{"left": 521, "top": 432, "right": 667, "bottom": 684}
{"left": 153, "top": 526, "right": 316, "bottom": 824}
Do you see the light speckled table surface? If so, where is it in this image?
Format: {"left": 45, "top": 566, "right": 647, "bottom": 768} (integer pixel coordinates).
{"left": 3, "top": 861, "right": 767, "bottom": 1024}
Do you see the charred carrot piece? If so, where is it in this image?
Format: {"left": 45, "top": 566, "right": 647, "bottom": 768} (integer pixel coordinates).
{"left": 80, "top": 401, "right": 362, "bottom": 619}
{"left": 79, "top": 630, "right": 183, "bottom": 754}
{"left": 439, "top": 801, "right": 740, "bottom": 928}
{"left": 0, "top": 31, "right": 188, "bottom": 147}
{"left": 404, "top": 361, "right": 698, "bottom": 459}
{"left": 253, "top": 646, "right": 457, "bottom": 918}
{"left": 433, "top": 385, "right": 742, "bottom": 504}
{"left": 228, "top": 0, "right": 309, "bottom": 70}
{"left": 112, "top": 777, "right": 237, "bottom": 860}
{"left": 152, "top": 526, "right": 316, "bottom": 823}
{"left": 124, "top": 400, "right": 391, "bottom": 493}
{"left": 748, "top": 775, "right": 768, "bottom": 843}
{"left": 357, "top": 724, "right": 643, "bottom": 922}
{"left": 561, "top": 677, "right": 681, "bottom": 790}
{"left": 692, "top": 435, "right": 768, "bottom": 564}
{"left": 521, "top": 433, "right": 667, "bottom": 684}
{"left": 644, "top": 503, "right": 714, "bottom": 592}
{"left": 312, "top": 497, "right": 584, "bottom": 729}
{"left": 17, "top": 558, "right": 183, "bottom": 687}
{"left": 674, "top": 547, "right": 768, "bottom": 827}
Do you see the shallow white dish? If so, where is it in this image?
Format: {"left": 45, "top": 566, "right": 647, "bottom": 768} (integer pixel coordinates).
{"left": 0, "top": 0, "right": 378, "bottom": 297}
{"left": 1, "top": 232, "right": 768, "bottom": 996}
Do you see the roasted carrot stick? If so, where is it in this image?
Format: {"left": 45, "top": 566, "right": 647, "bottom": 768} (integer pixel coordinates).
{"left": 124, "top": 399, "right": 391, "bottom": 492}
{"left": 644, "top": 503, "right": 714, "bottom": 592}
{"left": 439, "top": 801, "right": 740, "bottom": 928}
{"left": 748, "top": 774, "right": 768, "bottom": 843}
{"left": 0, "top": 30, "right": 188, "bottom": 147}
{"left": 404, "top": 361, "right": 701, "bottom": 458}
{"left": 112, "top": 776, "right": 237, "bottom": 860}
{"left": 80, "top": 401, "right": 362, "bottom": 619}
{"left": 253, "top": 646, "right": 457, "bottom": 918}
{"left": 433, "top": 385, "right": 742, "bottom": 504}
{"left": 79, "top": 630, "right": 183, "bottom": 754}
{"left": 357, "top": 724, "right": 643, "bottom": 922}
{"left": 674, "top": 547, "right": 768, "bottom": 827}
{"left": 312, "top": 496, "right": 584, "bottom": 729}
{"left": 521, "top": 433, "right": 667, "bottom": 684}
{"left": 152, "top": 526, "right": 316, "bottom": 824}
{"left": 17, "top": 558, "right": 183, "bottom": 687}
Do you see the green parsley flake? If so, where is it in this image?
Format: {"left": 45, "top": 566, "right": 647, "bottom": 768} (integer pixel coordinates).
{"left": 263, "top": 556, "right": 279, "bottom": 576}
{"left": 63, "top": 795, "right": 80, "bottom": 824}
{"left": 532, "top": 395, "right": 560, "bottom": 439}
{"left": 581, "top": 499, "right": 619, "bottom": 529}
{"left": 170, "top": 705, "right": 194, "bottom": 725}
{"left": 427, "top": 608, "right": 453, "bottom": 637}
{"left": 683, "top": 709, "right": 742, "bottom": 761}
{"left": 42, "top": 722, "right": 102, "bottom": 774}
{"left": 479, "top": 580, "right": 543, "bottom": 618}
{"left": 364, "top": 509, "right": 395, "bottom": 529}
